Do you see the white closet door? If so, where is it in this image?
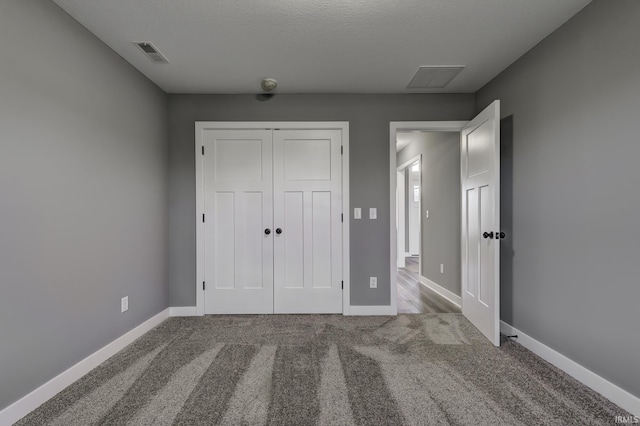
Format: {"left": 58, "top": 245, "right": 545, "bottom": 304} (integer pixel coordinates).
{"left": 273, "top": 129, "right": 343, "bottom": 313}
{"left": 203, "top": 129, "right": 273, "bottom": 314}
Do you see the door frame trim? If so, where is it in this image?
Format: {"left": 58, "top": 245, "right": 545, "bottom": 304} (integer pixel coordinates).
{"left": 396, "top": 169, "right": 406, "bottom": 269}
{"left": 389, "top": 122, "right": 468, "bottom": 315}
{"left": 195, "top": 122, "right": 350, "bottom": 316}
{"left": 397, "top": 154, "right": 422, "bottom": 270}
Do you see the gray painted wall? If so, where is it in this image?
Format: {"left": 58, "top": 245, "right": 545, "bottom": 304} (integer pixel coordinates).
{"left": 477, "top": 0, "right": 640, "bottom": 397}
{"left": 397, "top": 132, "right": 461, "bottom": 296}
{"left": 168, "top": 94, "right": 474, "bottom": 307}
{"left": 0, "top": 0, "right": 169, "bottom": 410}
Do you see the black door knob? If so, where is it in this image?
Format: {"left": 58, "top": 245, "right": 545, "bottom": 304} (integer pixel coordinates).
{"left": 483, "top": 231, "right": 494, "bottom": 239}
{"left": 264, "top": 228, "right": 271, "bottom": 235}
{"left": 276, "top": 228, "right": 282, "bottom": 235}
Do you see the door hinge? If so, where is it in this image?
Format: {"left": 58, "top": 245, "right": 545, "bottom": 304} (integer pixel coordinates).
{"left": 341, "top": 213, "right": 343, "bottom": 222}
{"left": 203, "top": 281, "right": 206, "bottom": 291}
{"left": 341, "top": 145, "right": 343, "bottom": 155}
{"left": 341, "top": 281, "right": 344, "bottom": 289}
{"left": 202, "top": 214, "right": 205, "bottom": 223}
{"left": 201, "top": 146, "right": 204, "bottom": 155}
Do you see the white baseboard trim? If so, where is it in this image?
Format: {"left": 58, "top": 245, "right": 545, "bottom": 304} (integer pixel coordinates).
{"left": 169, "top": 306, "right": 199, "bottom": 317}
{"left": 347, "top": 305, "right": 397, "bottom": 316}
{"left": 0, "top": 308, "right": 170, "bottom": 426}
{"left": 500, "top": 321, "right": 640, "bottom": 417}
{"left": 419, "top": 276, "right": 462, "bottom": 308}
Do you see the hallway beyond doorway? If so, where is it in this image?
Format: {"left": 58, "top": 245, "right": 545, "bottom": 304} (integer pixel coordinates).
{"left": 397, "top": 257, "right": 460, "bottom": 314}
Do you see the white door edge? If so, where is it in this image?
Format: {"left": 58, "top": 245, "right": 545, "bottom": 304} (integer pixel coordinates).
{"left": 195, "top": 122, "right": 350, "bottom": 316}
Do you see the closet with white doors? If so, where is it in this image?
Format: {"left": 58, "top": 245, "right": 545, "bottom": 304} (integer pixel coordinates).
{"left": 195, "top": 123, "right": 348, "bottom": 314}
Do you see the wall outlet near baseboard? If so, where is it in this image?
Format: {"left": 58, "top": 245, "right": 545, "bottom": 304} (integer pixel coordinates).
{"left": 121, "top": 296, "right": 129, "bottom": 313}
{"left": 369, "top": 276, "right": 377, "bottom": 288}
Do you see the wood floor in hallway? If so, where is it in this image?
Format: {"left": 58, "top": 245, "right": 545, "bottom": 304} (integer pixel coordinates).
{"left": 397, "top": 257, "right": 461, "bottom": 314}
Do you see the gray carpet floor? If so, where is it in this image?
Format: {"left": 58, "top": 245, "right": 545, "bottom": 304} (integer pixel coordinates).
{"left": 16, "top": 314, "right": 630, "bottom": 425}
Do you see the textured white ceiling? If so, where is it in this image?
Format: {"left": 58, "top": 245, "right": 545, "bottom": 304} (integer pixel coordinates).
{"left": 52, "top": 0, "right": 592, "bottom": 94}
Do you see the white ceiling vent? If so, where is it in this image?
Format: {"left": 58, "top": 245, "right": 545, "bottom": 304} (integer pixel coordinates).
{"left": 134, "top": 42, "right": 169, "bottom": 64}
{"left": 407, "top": 66, "right": 464, "bottom": 89}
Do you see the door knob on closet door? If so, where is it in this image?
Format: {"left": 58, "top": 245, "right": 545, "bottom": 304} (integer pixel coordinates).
{"left": 264, "top": 228, "right": 271, "bottom": 235}
{"left": 276, "top": 228, "right": 283, "bottom": 235}
{"left": 482, "top": 231, "right": 494, "bottom": 239}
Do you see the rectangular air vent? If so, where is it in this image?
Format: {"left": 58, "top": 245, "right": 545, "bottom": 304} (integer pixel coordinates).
{"left": 407, "top": 66, "right": 464, "bottom": 89}
{"left": 133, "top": 41, "right": 169, "bottom": 64}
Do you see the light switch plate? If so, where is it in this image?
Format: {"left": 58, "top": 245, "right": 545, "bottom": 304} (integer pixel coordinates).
{"left": 369, "top": 208, "right": 377, "bottom": 220}
{"left": 425, "top": 210, "right": 430, "bottom": 219}
{"left": 354, "top": 208, "right": 361, "bottom": 219}
{"left": 369, "top": 277, "right": 377, "bottom": 288}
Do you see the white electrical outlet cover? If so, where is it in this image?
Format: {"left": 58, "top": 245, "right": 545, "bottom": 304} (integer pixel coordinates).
{"left": 369, "top": 208, "right": 377, "bottom": 219}
{"left": 354, "top": 208, "right": 361, "bottom": 219}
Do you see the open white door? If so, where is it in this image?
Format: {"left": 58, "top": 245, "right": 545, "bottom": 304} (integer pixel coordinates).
{"left": 461, "top": 101, "right": 501, "bottom": 346}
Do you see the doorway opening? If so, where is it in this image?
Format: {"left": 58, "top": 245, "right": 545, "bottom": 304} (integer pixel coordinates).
{"left": 390, "top": 101, "right": 502, "bottom": 346}
{"left": 395, "top": 131, "right": 462, "bottom": 314}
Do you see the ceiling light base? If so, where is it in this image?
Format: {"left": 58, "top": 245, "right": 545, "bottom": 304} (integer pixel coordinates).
{"left": 261, "top": 78, "right": 278, "bottom": 92}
